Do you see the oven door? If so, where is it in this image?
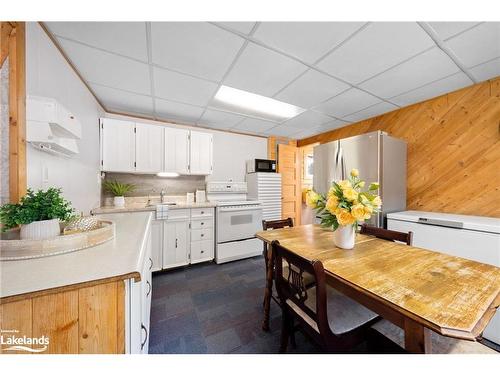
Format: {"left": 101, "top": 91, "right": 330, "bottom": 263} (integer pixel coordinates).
{"left": 217, "top": 206, "right": 263, "bottom": 243}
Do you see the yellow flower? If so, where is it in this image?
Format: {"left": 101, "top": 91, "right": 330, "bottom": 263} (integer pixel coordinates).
{"left": 343, "top": 187, "right": 358, "bottom": 202}
{"left": 336, "top": 209, "right": 355, "bottom": 226}
{"left": 358, "top": 180, "right": 365, "bottom": 188}
{"left": 351, "top": 204, "right": 366, "bottom": 221}
{"left": 372, "top": 196, "right": 382, "bottom": 208}
{"left": 325, "top": 195, "right": 339, "bottom": 213}
{"left": 337, "top": 180, "right": 351, "bottom": 190}
{"left": 306, "top": 190, "right": 320, "bottom": 208}
{"left": 327, "top": 186, "right": 337, "bottom": 199}
{"left": 350, "top": 168, "right": 359, "bottom": 177}
{"left": 363, "top": 205, "right": 373, "bottom": 219}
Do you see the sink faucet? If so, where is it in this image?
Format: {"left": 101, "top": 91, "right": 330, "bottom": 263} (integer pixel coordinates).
{"left": 160, "top": 189, "right": 166, "bottom": 203}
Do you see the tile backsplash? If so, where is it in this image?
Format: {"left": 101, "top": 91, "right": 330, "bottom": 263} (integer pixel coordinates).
{"left": 102, "top": 173, "right": 206, "bottom": 201}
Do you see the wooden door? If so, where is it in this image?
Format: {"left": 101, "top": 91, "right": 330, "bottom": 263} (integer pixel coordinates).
{"left": 278, "top": 143, "right": 301, "bottom": 225}
{"left": 189, "top": 131, "right": 213, "bottom": 175}
{"left": 100, "top": 118, "right": 135, "bottom": 172}
{"left": 164, "top": 127, "right": 189, "bottom": 174}
{"left": 135, "top": 123, "right": 163, "bottom": 173}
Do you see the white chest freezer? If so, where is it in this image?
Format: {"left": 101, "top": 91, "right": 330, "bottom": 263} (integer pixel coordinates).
{"left": 387, "top": 210, "right": 500, "bottom": 345}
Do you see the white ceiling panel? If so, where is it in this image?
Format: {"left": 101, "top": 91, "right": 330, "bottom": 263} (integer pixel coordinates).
{"left": 90, "top": 84, "right": 153, "bottom": 115}
{"left": 282, "top": 110, "right": 334, "bottom": 129}
{"left": 198, "top": 109, "right": 246, "bottom": 129}
{"left": 153, "top": 67, "right": 218, "bottom": 106}
{"left": 46, "top": 22, "right": 148, "bottom": 61}
{"left": 290, "top": 126, "right": 324, "bottom": 140}
{"left": 253, "top": 22, "right": 365, "bottom": 64}
{"left": 426, "top": 22, "right": 481, "bottom": 40}
{"left": 314, "top": 88, "right": 381, "bottom": 118}
{"left": 317, "top": 22, "right": 435, "bottom": 84}
{"left": 274, "top": 69, "right": 350, "bottom": 108}
{"left": 342, "top": 102, "right": 398, "bottom": 123}
{"left": 469, "top": 57, "right": 500, "bottom": 82}
{"left": 151, "top": 23, "right": 245, "bottom": 82}
{"left": 223, "top": 42, "right": 308, "bottom": 97}
{"left": 262, "top": 125, "right": 301, "bottom": 137}
{"left": 155, "top": 98, "right": 205, "bottom": 122}
{"left": 318, "top": 119, "right": 350, "bottom": 131}
{"left": 359, "top": 47, "right": 460, "bottom": 99}
{"left": 445, "top": 22, "right": 500, "bottom": 68}
{"left": 216, "top": 22, "right": 256, "bottom": 35}
{"left": 232, "top": 117, "right": 276, "bottom": 133}
{"left": 58, "top": 38, "right": 151, "bottom": 95}
{"left": 391, "top": 72, "right": 473, "bottom": 107}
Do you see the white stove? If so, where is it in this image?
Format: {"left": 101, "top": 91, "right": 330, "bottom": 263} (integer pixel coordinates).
{"left": 207, "top": 181, "right": 263, "bottom": 264}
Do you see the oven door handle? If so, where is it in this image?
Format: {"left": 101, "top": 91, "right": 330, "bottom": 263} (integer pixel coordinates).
{"left": 219, "top": 206, "right": 261, "bottom": 212}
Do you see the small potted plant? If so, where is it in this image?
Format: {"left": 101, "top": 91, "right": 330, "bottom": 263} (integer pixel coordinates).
{"left": 306, "top": 168, "right": 382, "bottom": 249}
{"left": 103, "top": 180, "right": 135, "bottom": 208}
{"left": 0, "top": 188, "right": 74, "bottom": 240}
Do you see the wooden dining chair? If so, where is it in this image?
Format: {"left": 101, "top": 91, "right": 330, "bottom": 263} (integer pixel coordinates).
{"left": 272, "top": 240, "right": 379, "bottom": 353}
{"left": 261, "top": 218, "right": 294, "bottom": 332}
{"left": 360, "top": 224, "right": 413, "bottom": 245}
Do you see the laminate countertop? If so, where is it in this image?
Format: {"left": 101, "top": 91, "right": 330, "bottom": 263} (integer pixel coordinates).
{"left": 91, "top": 202, "right": 216, "bottom": 215}
{"left": 0, "top": 212, "right": 152, "bottom": 302}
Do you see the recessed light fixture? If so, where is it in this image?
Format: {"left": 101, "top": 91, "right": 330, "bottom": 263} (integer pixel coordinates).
{"left": 157, "top": 172, "right": 180, "bottom": 178}
{"left": 211, "top": 85, "right": 305, "bottom": 122}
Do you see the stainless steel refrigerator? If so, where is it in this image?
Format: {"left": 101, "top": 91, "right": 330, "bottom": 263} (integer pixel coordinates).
{"left": 313, "top": 130, "right": 406, "bottom": 228}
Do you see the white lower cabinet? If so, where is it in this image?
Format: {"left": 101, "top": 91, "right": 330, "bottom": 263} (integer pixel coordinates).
{"left": 163, "top": 218, "right": 190, "bottom": 269}
{"left": 150, "top": 220, "right": 163, "bottom": 272}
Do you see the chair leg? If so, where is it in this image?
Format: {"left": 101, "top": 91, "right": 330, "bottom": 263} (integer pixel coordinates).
{"left": 279, "top": 309, "right": 290, "bottom": 353}
{"left": 262, "top": 247, "right": 273, "bottom": 332}
{"left": 289, "top": 319, "right": 297, "bottom": 349}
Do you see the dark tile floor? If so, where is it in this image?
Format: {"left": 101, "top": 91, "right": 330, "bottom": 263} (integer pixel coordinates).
{"left": 149, "top": 255, "right": 324, "bottom": 354}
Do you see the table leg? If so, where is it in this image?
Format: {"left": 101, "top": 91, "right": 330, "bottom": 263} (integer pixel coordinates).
{"left": 404, "top": 318, "right": 432, "bottom": 353}
{"left": 262, "top": 245, "right": 274, "bottom": 332}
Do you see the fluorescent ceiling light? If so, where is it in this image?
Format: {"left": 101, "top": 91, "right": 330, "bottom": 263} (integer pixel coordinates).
{"left": 211, "top": 85, "right": 305, "bottom": 122}
{"left": 157, "top": 172, "right": 180, "bottom": 178}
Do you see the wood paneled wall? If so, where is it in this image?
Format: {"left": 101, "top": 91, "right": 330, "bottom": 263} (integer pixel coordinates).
{"left": 298, "top": 78, "right": 500, "bottom": 218}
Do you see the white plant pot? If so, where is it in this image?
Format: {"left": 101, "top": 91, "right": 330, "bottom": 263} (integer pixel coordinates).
{"left": 20, "top": 219, "right": 61, "bottom": 240}
{"left": 333, "top": 225, "right": 356, "bottom": 249}
{"left": 113, "top": 196, "right": 125, "bottom": 207}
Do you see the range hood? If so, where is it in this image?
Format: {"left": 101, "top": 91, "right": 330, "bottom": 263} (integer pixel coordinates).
{"left": 27, "top": 121, "right": 79, "bottom": 157}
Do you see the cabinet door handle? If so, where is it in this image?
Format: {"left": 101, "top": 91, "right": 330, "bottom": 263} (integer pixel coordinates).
{"left": 141, "top": 324, "right": 148, "bottom": 350}
{"left": 146, "top": 280, "right": 151, "bottom": 297}
{"left": 201, "top": 250, "right": 204, "bottom": 254}
{"left": 149, "top": 257, "right": 153, "bottom": 271}
{"left": 201, "top": 222, "right": 204, "bottom": 226}
{"left": 201, "top": 233, "right": 204, "bottom": 237}
{"left": 175, "top": 238, "right": 178, "bottom": 248}
{"left": 201, "top": 211, "right": 205, "bottom": 214}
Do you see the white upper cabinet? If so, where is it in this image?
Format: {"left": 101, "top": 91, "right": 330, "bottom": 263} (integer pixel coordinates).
{"left": 101, "top": 118, "right": 135, "bottom": 172}
{"left": 135, "top": 122, "right": 164, "bottom": 173}
{"left": 164, "top": 127, "right": 190, "bottom": 174}
{"left": 189, "top": 130, "right": 213, "bottom": 175}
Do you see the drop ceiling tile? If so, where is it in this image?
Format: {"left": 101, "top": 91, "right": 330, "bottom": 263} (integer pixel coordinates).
{"left": 317, "top": 22, "right": 435, "bottom": 84}
{"left": 151, "top": 22, "right": 245, "bottom": 82}
{"left": 155, "top": 98, "right": 205, "bottom": 123}
{"left": 57, "top": 38, "right": 151, "bottom": 95}
{"left": 46, "top": 22, "right": 148, "bottom": 61}
{"left": 359, "top": 47, "right": 460, "bottom": 99}
{"left": 445, "top": 22, "right": 500, "bottom": 67}
{"left": 90, "top": 84, "right": 153, "bottom": 115}
{"left": 198, "top": 109, "right": 247, "bottom": 129}
{"left": 223, "top": 42, "right": 308, "bottom": 97}
{"left": 274, "top": 69, "right": 350, "bottom": 108}
{"left": 318, "top": 119, "right": 350, "bottom": 131}
{"left": 390, "top": 72, "right": 473, "bottom": 107}
{"left": 253, "top": 22, "right": 365, "bottom": 64}
{"left": 342, "top": 102, "right": 398, "bottom": 123}
{"left": 153, "top": 67, "right": 218, "bottom": 106}
{"left": 291, "top": 126, "right": 325, "bottom": 140}
{"left": 314, "top": 88, "right": 381, "bottom": 118}
{"left": 232, "top": 117, "right": 276, "bottom": 133}
{"left": 469, "top": 57, "right": 500, "bottom": 82}
{"left": 282, "top": 110, "right": 334, "bottom": 129}
{"left": 426, "top": 22, "right": 481, "bottom": 40}
{"left": 262, "top": 125, "right": 301, "bottom": 138}
{"left": 216, "top": 22, "right": 256, "bottom": 35}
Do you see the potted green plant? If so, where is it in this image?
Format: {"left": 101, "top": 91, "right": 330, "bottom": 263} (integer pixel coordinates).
{"left": 0, "top": 188, "right": 74, "bottom": 240}
{"left": 103, "top": 180, "right": 135, "bottom": 208}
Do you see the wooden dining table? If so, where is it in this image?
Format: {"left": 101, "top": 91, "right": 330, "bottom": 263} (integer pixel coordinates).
{"left": 256, "top": 224, "right": 500, "bottom": 353}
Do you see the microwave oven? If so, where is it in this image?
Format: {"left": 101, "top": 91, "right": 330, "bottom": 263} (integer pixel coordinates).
{"left": 246, "top": 159, "right": 277, "bottom": 173}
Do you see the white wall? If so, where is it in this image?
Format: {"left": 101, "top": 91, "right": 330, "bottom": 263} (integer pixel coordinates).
{"left": 106, "top": 113, "right": 268, "bottom": 183}
{"left": 26, "top": 23, "right": 104, "bottom": 214}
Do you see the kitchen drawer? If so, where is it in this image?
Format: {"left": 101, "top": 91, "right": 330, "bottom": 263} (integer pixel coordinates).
{"left": 191, "top": 240, "right": 214, "bottom": 264}
{"left": 191, "top": 218, "right": 213, "bottom": 229}
{"left": 167, "top": 209, "right": 190, "bottom": 220}
{"left": 191, "top": 207, "right": 214, "bottom": 218}
{"left": 191, "top": 228, "right": 213, "bottom": 241}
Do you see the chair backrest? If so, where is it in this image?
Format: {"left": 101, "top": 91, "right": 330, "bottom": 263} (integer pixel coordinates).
{"left": 272, "top": 240, "right": 330, "bottom": 337}
{"left": 262, "top": 218, "right": 294, "bottom": 231}
{"left": 360, "top": 224, "right": 413, "bottom": 245}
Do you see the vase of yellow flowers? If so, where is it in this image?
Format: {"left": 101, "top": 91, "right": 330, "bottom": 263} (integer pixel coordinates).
{"left": 306, "top": 168, "right": 382, "bottom": 249}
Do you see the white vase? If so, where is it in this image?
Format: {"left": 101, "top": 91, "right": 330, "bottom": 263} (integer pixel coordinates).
{"left": 333, "top": 225, "right": 356, "bottom": 249}
{"left": 113, "top": 196, "right": 125, "bottom": 207}
{"left": 20, "top": 219, "right": 61, "bottom": 240}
